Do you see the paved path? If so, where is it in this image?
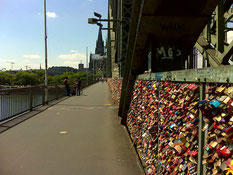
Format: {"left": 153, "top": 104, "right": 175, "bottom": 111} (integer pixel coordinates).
{"left": 0, "top": 82, "right": 143, "bottom": 175}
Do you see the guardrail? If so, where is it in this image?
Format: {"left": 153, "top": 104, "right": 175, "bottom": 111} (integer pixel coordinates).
{"left": 0, "top": 79, "right": 98, "bottom": 122}
{"left": 127, "top": 67, "right": 233, "bottom": 175}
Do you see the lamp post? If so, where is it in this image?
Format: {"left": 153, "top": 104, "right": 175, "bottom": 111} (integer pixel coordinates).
{"left": 93, "top": 59, "right": 95, "bottom": 84}
{"left": 44, "top": 0, "right": 48, "bottom": 104}
{"left": 86, "top": 46, "right": 88, "bottom": 86}
{"left": 88, "top": 12, "right": 121, "bottom": 26}
{"left": 88, "top": 12, "right": 121, "bottom": 78}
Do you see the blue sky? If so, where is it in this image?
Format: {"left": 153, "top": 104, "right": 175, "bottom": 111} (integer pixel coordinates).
{"left": 0, "top": 0, "right": 108, "bottom": 70}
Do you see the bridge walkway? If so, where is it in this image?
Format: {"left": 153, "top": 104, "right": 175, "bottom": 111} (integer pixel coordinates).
{"left": 0, "top": 82, "right": 143, "bottom": 175}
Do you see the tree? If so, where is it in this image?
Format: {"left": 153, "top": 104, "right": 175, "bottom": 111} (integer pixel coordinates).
{"left": 76, "top": 72, "right": 87, "bottom": 80}
{"left": 96, "top": 70, "right": 103, "bottom": 78}
{"left": 13, "top": 72, "right": 40, "bottom": 86}
{"left": 36, "top": 69, "right": 45, "bottom": 84}
{"left": 0, "top": 72, "right": 12, "bottom": 85}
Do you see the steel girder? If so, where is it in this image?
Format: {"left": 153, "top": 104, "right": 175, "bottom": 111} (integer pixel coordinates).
{"left": 195, "top": 0, "right": 233, "bottom": 66}
{"left": 119, "top": 0, "right": 220, "bottom": 125}
{"left": 119, "top": 0, "right": 132, "bottom": 76}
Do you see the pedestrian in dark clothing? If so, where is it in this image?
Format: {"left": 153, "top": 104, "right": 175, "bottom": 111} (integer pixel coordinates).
{"left": 75, "top": 78, "right": 81, "bottom": 96}
{"left": 63, "top": 77, "right": 70, "bottom": 96}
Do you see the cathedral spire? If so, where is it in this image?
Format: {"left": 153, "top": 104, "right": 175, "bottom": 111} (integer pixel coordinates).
{"left": 95, "top": 26, "right": 104, "bottom": 55}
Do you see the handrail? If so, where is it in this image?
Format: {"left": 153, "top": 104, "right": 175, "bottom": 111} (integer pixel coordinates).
{"left": 0, "top": 85, "right": 45, "bottom": 93}
{"left": 0, "top": 80, "right": 98, "bottom": 122}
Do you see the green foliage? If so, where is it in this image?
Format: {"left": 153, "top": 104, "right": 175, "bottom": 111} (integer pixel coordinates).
{"left": 0, "top": 70, "right": 91, "bottom": 86}
{"left": 0, "top": 72, "right": 13, "bottom": 85}
{"left": 13, "top": 72, "right": 40, "bottom": 86}
{"left": 48, "top": 75, "right": 54, "bottom": 84}
{"left": 96, "top": 70, "right": 103, "bottom": 78}
{"left": 36, "top": 69, "right": 45, "bottom": 84}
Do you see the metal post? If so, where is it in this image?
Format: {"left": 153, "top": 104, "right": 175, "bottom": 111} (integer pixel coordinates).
{"left": 86, "top": 46, "right": 88, "bottom": 86}
{"left": 93, "top": 59, "right": 95, "bottom": 84}
{"left": 148, "top": 50, "right": 152, "bottom": 72}
{"left": 157, "top": 82, "right": 161, "bottom": 173}
{"left": 42, "top": 86, "right": 45, "bottom": 105}
{"left": 197, "top": 82, "right": 206, "bottom": 175}
{"left": 216, "top": 0, "right": 225, "bottom": 55}
{"left": 29, "top": 87, "right": 33, "bottom": 111}
{"left": 188, "top": 55, "right": 193, "bottom": 69}
{"left": 44, "top": 0, "right": 48, "bottom": 104}
{"left": 55, "top": 84, "right": 58, "bottom": 100}
{"left": 194, "top": 48, "right": 198, "bottom": 68}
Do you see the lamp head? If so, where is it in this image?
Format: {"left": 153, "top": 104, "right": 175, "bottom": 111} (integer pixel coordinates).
{"left": 88, "top": 18, "right": 98, "bottom": 24}
{"left": 97, "top": 23, "right": 103, "bottom": 28}
{"left": 94, "top": 12, "right": 102, "bottom": 18}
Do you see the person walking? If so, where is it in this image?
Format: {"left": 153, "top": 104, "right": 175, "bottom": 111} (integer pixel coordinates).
{"left": 63, "top": 77, "right": 70, "bottom": 96}
{"left": 101, "top": 77, "right": 104, "bottom": 83}
{"left": 75, "top": 77, "right": 81, "bottom": 96}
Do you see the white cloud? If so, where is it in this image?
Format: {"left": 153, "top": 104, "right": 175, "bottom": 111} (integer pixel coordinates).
{"left": 23, "top": 54, "right": 41, "bottom": 59}
{"left": 58, "top": 53, "right": 86, "bottom": 60}
{"left": 71, "top": 50, "right": 78, "bottom": 53}
{"left": 64, "top": 61, "right": 80, "bottom": 65}
{"left": 0, "top": 58, "right": 16, "bottom": 62}
{"left": 23, "top": 60, "right": 33, "bottom": 63}
{"left": 46, "top": 12, "right": 56, "bottom": 18}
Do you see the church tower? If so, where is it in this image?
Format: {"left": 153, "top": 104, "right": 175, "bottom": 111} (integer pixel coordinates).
{"left": 95, "top": 27, "right": 104, "bottom": 55}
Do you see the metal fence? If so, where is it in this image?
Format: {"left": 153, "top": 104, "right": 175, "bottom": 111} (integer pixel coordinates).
{"left": 129, "top": 66, "right": 233, "bottom": 175}
{"left": 0, "top": 79, "right": 98, "bottom": 122}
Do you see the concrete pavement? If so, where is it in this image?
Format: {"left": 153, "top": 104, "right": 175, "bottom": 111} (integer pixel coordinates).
{"left": 0, "top": 82, "right": 143, "bottom": 175}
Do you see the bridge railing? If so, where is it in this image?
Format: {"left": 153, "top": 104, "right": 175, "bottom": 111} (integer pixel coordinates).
{"left": 108, "top": 65, "right": 233, "bottom": 175}
{"left": 0, "top": 85, "right": 63, "bottom": 122}
{"left": 0, "top": 79, "right": 98, "bottom": 123}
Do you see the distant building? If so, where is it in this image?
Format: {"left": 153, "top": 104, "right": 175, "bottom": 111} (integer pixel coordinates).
{"left": 78, "top": 63, "right": 84, "bottom": 70}
{"left": 48, "top": 66, "right": 78, "bottom": 75}
{"left": 89, "top": 26, "right": 107, "bottom": 75}
{"left": 89, "top": 54, "right": 106, "bottom": 74}
{"left": 95, "top": 27, "right": 105, "bottom": 55}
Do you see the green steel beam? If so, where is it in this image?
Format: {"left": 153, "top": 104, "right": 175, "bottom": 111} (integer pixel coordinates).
{"left": 216, "top": 0, "right": 225, "bottom": 54}
{"left": 120, "top": 0, "right": 220, "bottom": 121}
{"left": 197, "top": 1, "right": 233, "bottom": 67}
{"left": 220, "top": 40, "right": 233, "bottom": 64}
{"left": 119, "top": 0, "right": 144, "bottom": 119}
{"left": 195, "top": 37, "right": 221, "bottom": 66}
{"left": 137, "top": 65, "right": 233, "bottom": 83}
{"left": 120, "top": 0, "right": 132, "bottom": 77}
{"left": 197, "top": 83, "right": 206, "bottom": 175}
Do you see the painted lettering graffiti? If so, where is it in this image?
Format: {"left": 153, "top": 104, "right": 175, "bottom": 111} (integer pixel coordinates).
{"left": 156, "top": 47, "right": 182, "bottom": 60}
{"left": 160, "top": 22, "right": 182, "bottom": 32}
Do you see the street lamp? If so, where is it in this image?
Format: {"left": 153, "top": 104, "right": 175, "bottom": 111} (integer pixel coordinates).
{"left": 97, "top": 23, "right": 103, "bottom": 28}
{"left": 44, "top": 0, "right": 48, "bottom": 104}
{"left": 88, "top": 12, "right": 121, "bottom": 25}
{"left": 94, "top": 12, "right": 102, "bottom": 18}
{"left": 88, "top": 12, "right": 121, "bottom": 78}
{"left": 93, "top": 59, "right": 95, "bottom": 83}
{"left": 88, "top": 18, "right": 98, "bottom": 24}
{"left": 88, "top": 12, "right": 119, "bottom": 31}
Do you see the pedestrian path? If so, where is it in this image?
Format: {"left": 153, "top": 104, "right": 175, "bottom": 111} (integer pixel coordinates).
{"left": 0, "top": 82, "right": 143, "bottom": 175}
